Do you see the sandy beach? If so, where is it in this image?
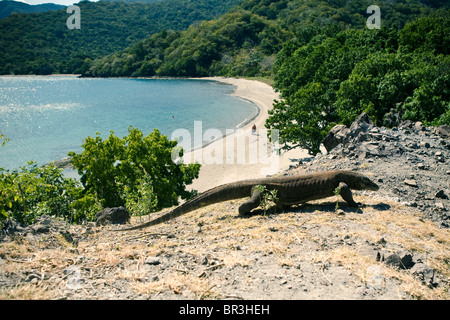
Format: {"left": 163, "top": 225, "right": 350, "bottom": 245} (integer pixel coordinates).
{"left": 183, "top": 77, "right": 309, "bottom": 192}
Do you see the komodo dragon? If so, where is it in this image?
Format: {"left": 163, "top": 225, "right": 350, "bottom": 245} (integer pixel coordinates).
{"left": 117, "top": 170, "right": 379, "bottom": 231}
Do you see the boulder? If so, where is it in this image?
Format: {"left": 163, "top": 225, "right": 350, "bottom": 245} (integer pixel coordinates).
{"left": 347, "top": 113, "right": 375, "bottom": 141}
{"left": 322, "top": 113, "right": 375, "bottom": 152}
{"left": 434, "top": 125, "right": 450, "bottom": 139}
{"left": 410, "top": 263, "right": 438, "bottom": 287}
{"left": 95, "top": 207, "right": 130, "bottom": 226}
{"left": 322, "top": 124, "right": 349, "bottom": 152}
{"left": 382, "top": 109, "right": 402, "bottom": 128}
{"left": 384, "top": 252, "right": 414, "bottom": 269}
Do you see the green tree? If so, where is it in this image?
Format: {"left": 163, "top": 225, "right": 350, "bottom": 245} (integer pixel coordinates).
{"left": 267, "top": 13, "right": 449, "bottom": 154}
{"left": 69, "top": 127, "right": 201, "bottom": 210}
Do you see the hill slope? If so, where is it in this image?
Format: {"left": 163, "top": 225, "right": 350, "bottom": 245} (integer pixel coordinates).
{"left": 0, "top": 0, "right": 242, "bottom": 75}
{"left": 84, "top": 0, "right": 448, "bottom": 78}
{"left": 0, "top": 1, "right": 64, "bottom": 20}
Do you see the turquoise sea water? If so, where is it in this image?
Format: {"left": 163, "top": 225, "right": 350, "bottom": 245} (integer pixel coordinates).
{"left": 0, "top": 76, "right": 258, "bottom": 170}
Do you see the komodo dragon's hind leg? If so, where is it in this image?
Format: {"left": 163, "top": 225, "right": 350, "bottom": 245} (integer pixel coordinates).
{"left": 238, "top": 187, "right": 262, "bottom": 215}
{"left": 338, "top": 182, "right": 360, "bottom": 207}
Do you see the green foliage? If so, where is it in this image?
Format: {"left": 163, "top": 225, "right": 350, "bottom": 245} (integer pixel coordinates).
{"left": 399, "top": 11, "right": 449, "bottom": 55}
{"left": 124, "top": 170, "right": 158, "bottom": 220}
{"left": 0, "top": 162, "right": 86, "bottom": 225}
{"left": 68, "top": 127, "right": 201, "bottom": 211}
{"left": 255, "top": 184, "right": 278, "bottom": 215}
{"left": 0, "top": 0, "right": 242, "bottom": 75}
{"left": 267, "top": 12, "right": 450, "bottom": 154}
{"left": 85, "top": 10, "right": 290, "bottom": 77}
{"left": 0, "top": 127, "right": 201, "bottom": 226}
{"left": 85, "top": 0, "right": 443, "bottom": 79}
{"left": 69, "top": 193, "right": 103, "bottom": 223}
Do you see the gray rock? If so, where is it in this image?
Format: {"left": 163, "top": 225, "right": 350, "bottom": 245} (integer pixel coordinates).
{"left": 414, "top": 121, "right": 425, "bottom": 132}
{"left": 435, "top": 202, "right": 446, "bottom": 210}
{"left": 348, "top": 113, "right": 375, "bottom": 141}
{"left": 420, "top": 141, "right": 430, "bottom": 148}
{"left": 382, "top": 109, "right": 402, "bottom": 128}
{"left": 435, "top": 190, "right": 448, "bottom": 199}
{"left": 410, "top": 263, "right": 437, "bottom": 287}
{"left": 35, "top": 215, "right": 53, "bottom": 226}
{"left": 404, "top": 179, "right": 418, "bottom": 188}
{"left": 95, "top": 207, "right": 130, "bottom": 226}
{"left": 322, "top": 124, "right": 349, "bottom": 152}
{"left": 434, "top": 125, "right": 450, "bottom": 139}
{"left": 384, "top": 252, "right": 414, "bottom": 269}
{"left": 145, "top": 257, "right": 161, "bottom": 265}
{"left": 31, "top": 224, "right": 50, "bottom": 234}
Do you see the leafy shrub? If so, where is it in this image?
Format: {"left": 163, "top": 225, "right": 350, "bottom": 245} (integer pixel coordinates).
{"left": 0, "top": 162, "right": 86, "bottom": 225}
{"left": 68, "top": 127, "right": 201, "bottom": 211}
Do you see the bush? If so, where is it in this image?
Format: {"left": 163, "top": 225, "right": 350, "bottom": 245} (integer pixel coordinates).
{"left": 0, "top": 162, "right": 86, "bottom": 225}
{"left": 68, "top": 127, "right": 201, "bottom": 212}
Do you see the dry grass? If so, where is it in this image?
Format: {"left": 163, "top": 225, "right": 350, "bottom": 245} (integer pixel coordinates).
{"left": 132, "top": 271, "right": 217, "bottom": 299}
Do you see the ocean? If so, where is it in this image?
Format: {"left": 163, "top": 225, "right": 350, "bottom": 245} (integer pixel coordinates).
{"left": 0, "top": 76, "right": 258, "bottom": 171}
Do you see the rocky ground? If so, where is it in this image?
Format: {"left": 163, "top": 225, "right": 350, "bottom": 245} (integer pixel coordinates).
{"left": 0, "top": 114, "right": 449, "bottom": 300}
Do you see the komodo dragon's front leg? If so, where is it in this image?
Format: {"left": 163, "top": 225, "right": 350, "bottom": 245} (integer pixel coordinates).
{"left": 238, "top": 186, "right": 263, "bottom": 215}
{"left": 338, "top": 182, "right": 359, "bottom": 207}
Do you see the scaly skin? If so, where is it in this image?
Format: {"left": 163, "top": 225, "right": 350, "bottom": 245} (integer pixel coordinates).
{"left": 116, "top": 170, "right": 379, "bottom": 231}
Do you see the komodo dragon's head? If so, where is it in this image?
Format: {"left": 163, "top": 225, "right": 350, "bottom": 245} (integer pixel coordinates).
{"left": 349, "top": 172, "right": 380, "bottom": 191}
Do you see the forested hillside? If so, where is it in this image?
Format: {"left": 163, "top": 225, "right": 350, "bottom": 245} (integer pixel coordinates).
{"left": 0, "top": 0, "right": 64, "bottom": 20}
{"left": 0, "top": 0, "right": 242, "bottom": 74}
{"left": 268, "top": 12, "right": 449, "bottom": 154}
{"left": 84, "top": 0, "right": 449, "bottom": 154}
{"left": 84, "top": 0, "right": 448, "bottom": 78}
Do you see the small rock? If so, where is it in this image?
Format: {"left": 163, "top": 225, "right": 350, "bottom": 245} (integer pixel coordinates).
{"left": 435, "top": 190, "right": 448, "bottom": 199}
{"left": 35, "top": 215, "right": 53, "bottom": 226}
{"left": 435, "top": 202, "right": 446, "bottom": 210}
{"left": 144, "top": 257, "right": 161, "bottom": 266}
{"left": 414, "top": 122, "right": 425, "bottom": 131}
{"left": 434, "top": 124, "right": 450, "bottom": 139}
{"left": 420, "top": 141, "right": 430, "bottom": 148}
{"left": 376, "top": 252, "right": 382, "bottom": 261}
{"left": 25, "top": 273, "right": 41, "bottom": 283}
{"left": 410, "top": 263, "right": 437, "bottom": 287}
{"left": 384, "top": 252, "right": 414, "bottom": 269}
{"left": 32, "top": 224, "right": 50, "bottom": 234}
{"left": 404, "top": 179, "right": 418, "bottom": 188}
{"left": 417, "top": 163, "right": 426, "bottom": 170}
{"left": 69, "top": 248, "right": 79, "bottom": 254}
{"left": 269, "top": 226, "right": 279, "bottom": 232}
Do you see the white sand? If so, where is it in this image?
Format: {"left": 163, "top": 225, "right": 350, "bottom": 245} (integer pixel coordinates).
{"left": 182, "top": 77, "right": 309, "bottom": 193}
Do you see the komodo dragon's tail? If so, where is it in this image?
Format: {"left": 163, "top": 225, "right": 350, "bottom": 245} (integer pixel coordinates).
{"left": 114, "top": 180, "right": 258, "bottom": 231}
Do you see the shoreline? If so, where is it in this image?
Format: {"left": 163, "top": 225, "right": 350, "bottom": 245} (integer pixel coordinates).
{"left": 43, "top": 76, "right": 309, "bottom": 192}
{"left": 183, "top": 77, "right": 309, "bottom": 193}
